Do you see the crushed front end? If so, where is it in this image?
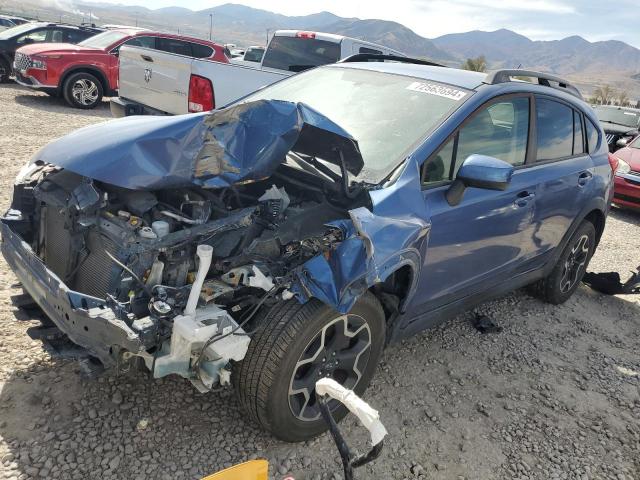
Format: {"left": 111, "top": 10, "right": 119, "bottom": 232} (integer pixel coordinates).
{"left": 2, "top": 161, "right": 357, "bottom": 389}
{"left": 1, "top": 99, "right": 429, "bottom": 392}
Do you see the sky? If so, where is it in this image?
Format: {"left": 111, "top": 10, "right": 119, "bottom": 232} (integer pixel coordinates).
{"left": 82, "top": 0, "right": 640, "bottom": 47}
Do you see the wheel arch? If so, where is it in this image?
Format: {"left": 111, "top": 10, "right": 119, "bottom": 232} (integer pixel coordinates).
{"left": 59, "top": 66, "right": 109, "bottom": 95}
{"left": 584, "top": 208, "right": 606, "bottom": 247}
{"left": 544, "top": 200, "right": 607, "bottom": 276}
{"left": 368, "top": 260, "right": 419, "bottom": 338}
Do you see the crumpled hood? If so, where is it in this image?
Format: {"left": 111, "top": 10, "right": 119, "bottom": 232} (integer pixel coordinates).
{"left": 34, "top": 100, "right": 364, "bottom": 190}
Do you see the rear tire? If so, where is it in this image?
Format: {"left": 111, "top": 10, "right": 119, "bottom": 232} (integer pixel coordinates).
{"left": 63, "top": 72, "right": 103, "bottom": 109}
{"left": 528, "top": 221, "right": 596, "bottom": 304}
{"left": 233, "top": 292, "right": 386, "bottom": 442}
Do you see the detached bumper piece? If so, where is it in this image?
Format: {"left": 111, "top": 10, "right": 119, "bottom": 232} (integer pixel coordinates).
{"left": 1, "top": 220, "right": 146, "bottom": 366}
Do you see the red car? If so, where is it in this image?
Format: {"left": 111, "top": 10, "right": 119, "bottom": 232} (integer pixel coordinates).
{"left": 611, "top": 135, "right": 640, "bottom": 210}
{"left": 14, "top": 29, "right": 229, "bottom": 109}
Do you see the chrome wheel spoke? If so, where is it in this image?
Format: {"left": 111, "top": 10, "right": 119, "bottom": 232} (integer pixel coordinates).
{"left": 72, "top": 79, "right": 98, "bottom": 105}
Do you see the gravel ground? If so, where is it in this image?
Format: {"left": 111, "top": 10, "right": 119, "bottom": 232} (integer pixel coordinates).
{"left": 0, "top": 83, "right": 638, "bottom": 480}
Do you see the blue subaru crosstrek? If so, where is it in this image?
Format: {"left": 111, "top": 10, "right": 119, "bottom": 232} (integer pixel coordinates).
{"left": 1, "top": 55, "right": 613, "bottom": 441}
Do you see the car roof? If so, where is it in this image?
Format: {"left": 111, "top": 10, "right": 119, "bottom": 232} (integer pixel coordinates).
{"left": 593, "top": 104, "right": 640, "bottom": 113}
{"left": 20, "top": 22, "right": 101, "bottom": 31}
{"left": 330, "top": 62, "right": 487, "bottom": 90}
{"left": 125, "top": 30, "right": 221, "bottom": 46}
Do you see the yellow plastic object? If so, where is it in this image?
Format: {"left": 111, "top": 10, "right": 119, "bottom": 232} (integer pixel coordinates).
{"left": 201, "top": 460, "right": 269, "bottom": 480}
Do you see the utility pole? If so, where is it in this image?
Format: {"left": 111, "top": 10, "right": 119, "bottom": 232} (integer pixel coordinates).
{"left": 209, "top": 13, "right": 213, "bottom": 41}
{"left": 135, "top": 11, "right": 138, "bottom": 27}
{"left": 266, "top": 28, "right": 271, "bottom": 46}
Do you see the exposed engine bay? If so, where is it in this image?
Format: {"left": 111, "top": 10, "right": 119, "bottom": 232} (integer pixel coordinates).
{"left": 7, "top": 159, "right": 370, "bottom": 389}
{"left": 1, "top": 99, "right": 427, "bottom": 392}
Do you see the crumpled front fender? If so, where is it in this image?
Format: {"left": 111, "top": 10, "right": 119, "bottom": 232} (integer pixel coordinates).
{"left": 291, "top": 157, "right": 431, "bottom": 313}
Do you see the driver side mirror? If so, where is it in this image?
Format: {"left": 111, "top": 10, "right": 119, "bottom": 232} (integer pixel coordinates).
{"left": 445, "top": 154, "right": 514, "bottom": 206}
{"left": 616, "top": 137, "right": 628, "bottom": 148}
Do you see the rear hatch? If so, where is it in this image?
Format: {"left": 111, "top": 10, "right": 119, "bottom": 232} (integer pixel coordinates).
{"left": 118, "top": 45, "right": 193, "bottom": 114}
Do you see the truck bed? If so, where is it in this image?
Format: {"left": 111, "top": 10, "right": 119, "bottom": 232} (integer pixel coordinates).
{"left": 118, "top": 45, "right": 289, "bottom": 115}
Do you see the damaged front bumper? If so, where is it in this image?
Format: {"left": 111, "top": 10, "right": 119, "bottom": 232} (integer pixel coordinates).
{"left": 1, "top": 220, "right": 146, "bottom": 366}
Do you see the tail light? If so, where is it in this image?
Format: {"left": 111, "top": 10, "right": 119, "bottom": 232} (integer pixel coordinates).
{"left": 607, "top": 153, "right": 619, "bottom": 173}
{"left": 188, "top": 74, "right": 214, "bottom": 113}
{"left": 296, "top": 31, "right": 316, "bottom": 39}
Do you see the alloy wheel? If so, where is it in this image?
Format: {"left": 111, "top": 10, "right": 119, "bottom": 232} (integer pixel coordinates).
{"left": 71, "top": 78, "right": 99, "bottom": 106}
{"left": 288, "top": 314, "right": 372, "bottom": 421}
{"left": 560, "top": 234, "right": 590, "bottom": 293}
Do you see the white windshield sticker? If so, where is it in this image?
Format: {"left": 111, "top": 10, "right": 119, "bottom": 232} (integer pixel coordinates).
{"left": 406, "top": 81, "right": 467, "bottom": 101}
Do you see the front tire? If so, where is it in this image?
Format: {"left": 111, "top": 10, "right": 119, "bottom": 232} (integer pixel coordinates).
{"left": 63, "top": 72, "right": 103, "bottom": 109}
{"left": 233, "top": 292, "right": 386, "bottom": 442}
{"left": 0, "top": 59, "right": 10, "bottom": 83}
{"left": 529, "top": 220, "right": 596, "bottom": 304}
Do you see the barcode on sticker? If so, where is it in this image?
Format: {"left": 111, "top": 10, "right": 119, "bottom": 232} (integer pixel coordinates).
{"left": 406, "top": 82, "right": 467, "bottom": 101}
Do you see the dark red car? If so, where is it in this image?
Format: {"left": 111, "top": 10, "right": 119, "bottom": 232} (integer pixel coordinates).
{"left": 611, "top": 135, "right": 640, "bottom": 210}
{"left": 14, "top": 29, "right": 229, "bottom": 109}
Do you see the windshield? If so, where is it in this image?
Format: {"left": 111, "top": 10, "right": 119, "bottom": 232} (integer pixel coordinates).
{"left": 241, "top": 66, "right": 469, "bottom": 181}
{"left": 629, "top": 136, "right": 640, "bottom": 149}
{"left": 594, "top": 106, "right": 640, "bottom": 129}
{"left": 78, "top": 30, "right": 128, "bottom": 49}
{"left": 0, "top": 23, "right": 38, "bottom": 40}
{"left": 262, "top": 36, "right": 340, "bottom": 72}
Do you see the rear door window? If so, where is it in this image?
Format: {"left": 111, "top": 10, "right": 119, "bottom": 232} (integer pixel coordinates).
{"left": 156, "top": 37, "right": 192, "bottom": 56}
{"left": 536, "top": 98, "right": 574, "bottom": 161}
{"left": 190, "top": 42, "right": 214, "bottom": 59}
{"left": 262, "top": 35, "right": 340, "bottom": 72}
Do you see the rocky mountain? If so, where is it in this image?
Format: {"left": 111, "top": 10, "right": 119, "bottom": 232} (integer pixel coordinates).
{"left": 433, "top": 29, "right": 640, "bottom": 76}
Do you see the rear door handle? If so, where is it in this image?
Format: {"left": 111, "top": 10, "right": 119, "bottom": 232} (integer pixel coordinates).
{"left": 578, "top": 171, "right": 593, "bottom": 186}
{"left": 515, "top": 190, "right": 535, "bottom": 207}
{"left": 141, "top": 54, "right": 154, "bottom": 62}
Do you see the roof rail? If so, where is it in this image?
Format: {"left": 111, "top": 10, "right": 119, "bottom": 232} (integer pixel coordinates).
{"left": 339, "top": 53, "right": 446, "bottom": 68}
{"left": 485, "top": 69, "right": 583, "bottom": 100}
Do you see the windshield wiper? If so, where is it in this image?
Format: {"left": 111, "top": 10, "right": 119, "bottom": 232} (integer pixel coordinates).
{"left": 289, "top": 151, "right": 368, "bottom": 199}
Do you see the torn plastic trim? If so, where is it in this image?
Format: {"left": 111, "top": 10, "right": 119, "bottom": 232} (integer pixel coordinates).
{"left": 32, "top": 100, "right": 364, "bottom": 191}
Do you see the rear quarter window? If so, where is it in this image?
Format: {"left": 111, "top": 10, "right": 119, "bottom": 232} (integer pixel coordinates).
{"left": 536, "top": 98, "right": 574, "bottom": 161}
{"left": 585, "top": 118, "right": 600, "bottom": 154}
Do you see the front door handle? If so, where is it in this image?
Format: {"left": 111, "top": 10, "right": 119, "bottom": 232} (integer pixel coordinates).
{"left": 515, "top": 190, "right": 535, "bottom": 207}
{"left": 578, "top": 171, "right": 593, "bottom": 186}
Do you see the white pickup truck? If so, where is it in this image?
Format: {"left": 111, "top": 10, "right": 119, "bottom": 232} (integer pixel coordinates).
{"left": 110, "top": 29, "right": 405, "bottom": 117}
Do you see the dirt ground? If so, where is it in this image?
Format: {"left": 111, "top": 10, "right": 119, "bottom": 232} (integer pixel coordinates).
{"left": 0, "top": 83, "right": 638, "bottom": 480}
